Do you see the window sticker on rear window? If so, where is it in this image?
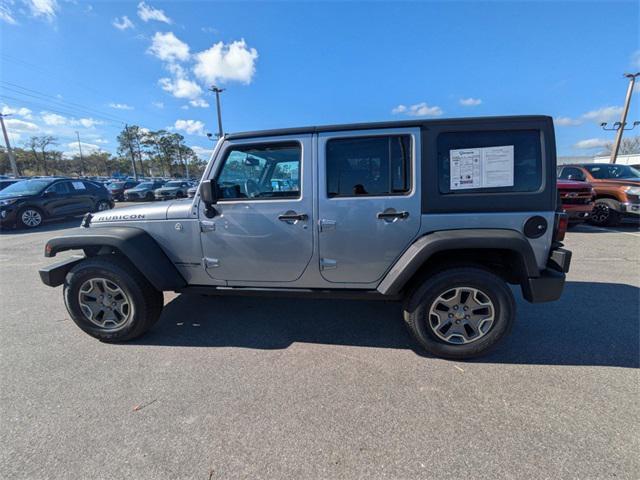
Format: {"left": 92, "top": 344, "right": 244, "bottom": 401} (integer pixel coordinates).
{"left": 450, "top": 145, "right": 514, "bottom": 190}
{"left": 72, "top": 181, "right": 87, "bottom": 190}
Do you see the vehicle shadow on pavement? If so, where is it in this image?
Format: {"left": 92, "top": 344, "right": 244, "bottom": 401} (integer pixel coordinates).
{"left": 0, "top": 218, "right": 81, "bottom": 235}
{"left": 135, "top": 281, "right": 639, "bottom": 368}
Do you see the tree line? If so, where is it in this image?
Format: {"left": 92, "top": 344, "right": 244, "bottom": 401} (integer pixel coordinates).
{"left": 0, "top": 126, "right": 208, "bottom": 178}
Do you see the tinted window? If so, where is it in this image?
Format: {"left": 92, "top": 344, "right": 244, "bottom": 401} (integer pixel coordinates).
{"left": 558, "top": 167, "right": 586, "bottom": 181}
{"left": 48, "top": 181, "right": 71, "bottom": 194}
{"left": 326, "top": 135, "right": 411, "bottom": 197}
{"left": 216, "top": 142, "right": 301, "bottom": 200}
{"left": 437, "top": 130, "right": 542, "bottom": 194}
{"left": 584, "top": 164, "right": 640, "bottom": 179}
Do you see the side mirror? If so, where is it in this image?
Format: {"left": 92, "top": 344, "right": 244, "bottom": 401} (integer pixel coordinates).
{"left": 43, "top": 190, "right": 56, "bottom": 198}
{"left": 199, "top": 180, "right": 219, "bottom": 218}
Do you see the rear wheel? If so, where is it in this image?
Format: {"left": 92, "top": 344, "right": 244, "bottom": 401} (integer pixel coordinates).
{"left": 590, "top": 199, "right": 621, "bottom": 226}
{"left": 403, "top": 267, "right": 515, "bottom": 359}
{"left": 17, "top": 206, "right": 44, "bottom": 229}
{"left": 63, "top": 256, "right": 164, "bottom": 342}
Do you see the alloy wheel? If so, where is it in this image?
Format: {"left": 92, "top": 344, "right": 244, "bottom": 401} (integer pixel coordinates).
{"left": 428, "top": 287, "right": 495, "bottom": 344}
{"left": 97, "top": 201, "right": 110, "bottom": 211}
{"left": 591, "top": 203, "right": 609, "bottom": 224}
{"left": 78, "top": 278, "right": 132, "bottom": 331}
{"left": 21, "top": 209, "right": 42, "bottom": 227}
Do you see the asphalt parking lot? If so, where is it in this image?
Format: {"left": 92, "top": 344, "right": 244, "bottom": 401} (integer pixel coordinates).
{"left": 1, "top": 205, "right": 638, "bottom": 479}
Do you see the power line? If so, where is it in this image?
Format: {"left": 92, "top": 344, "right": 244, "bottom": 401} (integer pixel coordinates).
{"left": 1, "top": 82, "right": 129, "bottom": 124}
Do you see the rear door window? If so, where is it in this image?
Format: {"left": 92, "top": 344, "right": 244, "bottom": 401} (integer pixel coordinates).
{"left": 326, "top": 135, "right": 411, "bottom": 197}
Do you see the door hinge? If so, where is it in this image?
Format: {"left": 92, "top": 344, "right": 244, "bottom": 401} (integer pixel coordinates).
{"left": 320, "top": 258, "right": 337, "bottom": 270}
{"left": 202, "top": 257, "right": 220, "bottom": 269}
{"left": 319, "top": 219, "right": 336, "bottom": 232}
{"left": 200, "top": 220, "right": 216, "bottom": 232}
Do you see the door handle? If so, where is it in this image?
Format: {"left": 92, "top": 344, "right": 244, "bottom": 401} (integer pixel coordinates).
{"left": 278, "top": 212, "right": 308, "bottom": 222}
{"left": 377, "top": 211, "right": 409, "bottom": 220}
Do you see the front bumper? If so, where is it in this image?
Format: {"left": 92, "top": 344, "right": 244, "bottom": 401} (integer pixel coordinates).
{"left": 619, "top": 202, "right": 640, "bottom": 216}
{"left": 521, "top": 247, "right": 572, "bottom": 303}
{"left": 563, "top": 202, "right": 594, "bottom": 221}
{"left": 0, "top": 205, "right": 18, "bottom": 226}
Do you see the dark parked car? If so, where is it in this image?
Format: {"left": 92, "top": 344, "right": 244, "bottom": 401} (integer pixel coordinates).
{"left": 108, "top": 180, "right": 140, "bottom": 201}
{"left": 0, "top": 179, "right": 19, "bottom": 191}
{"left": 0, "top": 178, "right": 114, "bottom": 229}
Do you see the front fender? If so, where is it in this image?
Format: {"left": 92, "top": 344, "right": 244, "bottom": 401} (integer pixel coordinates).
{"left": 43, "top": 226, "right": 186, "bottom": 291}
{"left": 377, "top": 229, "right": 540, "bottom": 296}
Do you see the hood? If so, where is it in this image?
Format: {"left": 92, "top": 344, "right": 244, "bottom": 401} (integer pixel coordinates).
{"left": 126, "top": 186, "right": 152, "bottom": 192}
{"left": 89, "top": 198, "right": 193, "bottom": 225}
{"left": 591, "top": 178, "right": 640, "bottom": 187}
{"left": 156, "top": 186, "right": 180, "bottom": 192}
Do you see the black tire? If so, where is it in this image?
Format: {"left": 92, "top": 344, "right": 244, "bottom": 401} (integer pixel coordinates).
{"left": 590, "top": 199, "right": 621, "bottom": 226}
{"left": 403, "top": 267, "right": 515, "bottom": 360}
{"left": 145, "top": 192, "right": 154, "bottom": 201}
{"left": 176, "top": 191, "right": 184, "bottom": 198}
{"left": 63, "top": 255, "right": 164, "bottom": 342}
{"left": 16, "top": 206, "right": 44, "bottom": 229}
{"left": 94, "top": 200, "right": 111, "bottom": 212}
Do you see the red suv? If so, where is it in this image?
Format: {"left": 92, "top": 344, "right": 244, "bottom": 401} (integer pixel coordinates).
{"left": 556, "top": 177, "right": 595, "bottom": 223}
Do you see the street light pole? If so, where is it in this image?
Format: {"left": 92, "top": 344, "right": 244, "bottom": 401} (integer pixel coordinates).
{"left": 608, "top": 73, "right": 639, "bottom": 164}
{"left": 209, "top": 85, "right": 225, "bottom": 139}
{"left": 0, "top": 113, "right": 19, "bottom": 177}
{"left": 75, "top": 131, "right": 85, "bottom": 176}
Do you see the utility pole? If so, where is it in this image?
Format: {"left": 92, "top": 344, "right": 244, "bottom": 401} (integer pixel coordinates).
{"left": 124, "top": 124, "right": 139, "bottom": 180}
{"left": 209, "top": 85, "right": 225, "bottom": 138}
{"left": 0, "top": 113, "right": 19, "bottom": 177}
{"left": 603, "top": 73, "right": 639, "bottom": 164}
{"left": 75, "top": 131, "right": 85, "bottom": 176}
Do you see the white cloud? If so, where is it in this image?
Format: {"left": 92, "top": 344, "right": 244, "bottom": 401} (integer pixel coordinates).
{"left": 108, "top": 102, "right": 134, "bottom": 110}
{"left": 392, "top": 102, "right": 443, "bottom": 117}
{"left": 631, "top": 50, "right": 640, "bottom": 69}
{"left": 174, "top": 119, "right": 205, "bottom": 136}
{"left": 555, "top": 106, "right": 623, "bottom": 127}
{"left": 40, "top": 112, "right": 102, "bottom": 129}
{"left": 148, "top": 31, "right": 190, "bottom": 62}
{"left": 26, "top": 0, "right": 58, "bottom": 21}
{"left": 159, "top": 76, "right": 202, "bottom": 100}
{"left": 459, "top": 97, "right": 482, "bottom": 107}
{"left": 113, "top": 15, "right": 134, "bottom": 30}
{"left": 0, "top": 3, "right": 17, "bottom": 24}
{"left": 137, "top": 1, "right": 171, "bottom": 24}
{"left": 63, "top": 141, "right": 102, "bottom": 159}
{"left": 41, "top": 112, "right": 67, "bottom": 126}
{"left": 193, "top": 39, "right": 258, "bottom": 85}
{"left": 192, "top": 145, "right": 215, "bottom": 159}
{"left": 1, "top": 105, "right": 32, "bottom": 119}
{"left": 573, "top": 138, "right": 610, "bottom": 150}
{"left": 554, "top": 116, "right": 581, "bottom": 126}
{"left": 152, "top": 101, "right": 164, "bottom": 109}
{"left": 189, "top": 98, "right": 209, "bottom": 108}
{"left": 5, "top": 118, "right": 39, "bottom": 132}
{"left": 581, "top": 106, "right": 623, "bottom": 124}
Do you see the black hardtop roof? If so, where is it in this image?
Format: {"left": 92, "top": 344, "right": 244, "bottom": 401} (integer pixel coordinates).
{"left": 226, "top": 115, "right": 553, "bottom": 140}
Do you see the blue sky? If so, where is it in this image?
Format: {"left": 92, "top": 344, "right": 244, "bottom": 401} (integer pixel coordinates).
{"left": 1, "top": 0, "right": 639, "bottom": 159}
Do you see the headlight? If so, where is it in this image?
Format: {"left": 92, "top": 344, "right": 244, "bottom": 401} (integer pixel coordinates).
{"left": 624, "top": 186, "right": 640, "bottom": 196}
{"left": 0, "top": 198, "right": 18, "bottom": 207}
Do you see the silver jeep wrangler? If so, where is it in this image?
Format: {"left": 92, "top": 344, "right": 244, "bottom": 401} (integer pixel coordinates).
{"left": 39, "top": 116, "right": 571, "bottom": 359}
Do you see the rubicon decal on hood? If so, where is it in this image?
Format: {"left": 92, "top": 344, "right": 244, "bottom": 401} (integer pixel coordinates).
{"left": 93, "top": 214, "right": 146, "bottom": 221}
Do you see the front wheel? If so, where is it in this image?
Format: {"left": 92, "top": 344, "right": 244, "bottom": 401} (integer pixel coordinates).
{"left": 403, "top": 267, "right": 515, "bottom": 359}
{"left": 95, "top": 200, "right": 111, "bottom": 212}
{"left": 590, "top": 199, "right": 621, "bottom": 226}
{"left": 17, "top": 206, "right": 44, "bottom": 229}
{"left": 63, "top": 256, "right": 164, "bottom": 342}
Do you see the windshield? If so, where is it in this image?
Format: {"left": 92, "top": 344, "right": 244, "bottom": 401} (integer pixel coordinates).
{"left": 585, "top": 164, "right": 640, "bottom": 179}
{"left": 165, "top": 181, "right": 183, "bottom": 187}
{"left": 0, "top": 179, "right": 50, "bottom": 197}
{"left": 135, "top": 182, "right": 153, "bottom": 189}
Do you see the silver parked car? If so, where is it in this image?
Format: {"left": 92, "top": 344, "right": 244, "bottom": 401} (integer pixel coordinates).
{"left": 39, "top": 116, "right": 571, "bottom": 359}
{"left": 154, "top": 180, "right": 192, "bottom": 200}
